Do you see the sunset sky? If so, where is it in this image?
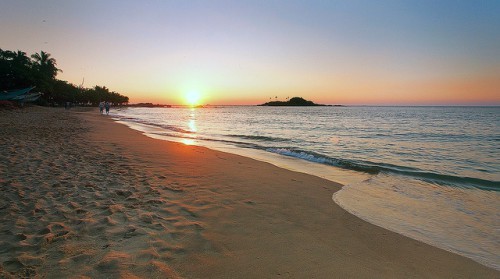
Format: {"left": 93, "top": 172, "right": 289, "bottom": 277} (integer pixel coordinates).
{"left": 1, "top": 0, "right": 499, "bottom": 105}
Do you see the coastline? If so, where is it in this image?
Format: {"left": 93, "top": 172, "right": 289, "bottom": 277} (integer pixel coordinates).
{"left": 0, "top": 106, "right": 497, "bottom": 278}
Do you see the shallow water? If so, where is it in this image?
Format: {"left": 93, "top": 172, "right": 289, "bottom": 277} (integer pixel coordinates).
{"left": 112, "top": 106, "right": 500, "bottom": 269}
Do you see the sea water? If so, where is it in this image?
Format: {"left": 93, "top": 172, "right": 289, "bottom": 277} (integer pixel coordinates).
{"left": 112, "top": 106, "right": 499, "bottom": 269}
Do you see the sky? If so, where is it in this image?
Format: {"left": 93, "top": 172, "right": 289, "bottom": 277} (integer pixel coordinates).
{"left": 1, "top": 0, "right": 499, "bottom": 105}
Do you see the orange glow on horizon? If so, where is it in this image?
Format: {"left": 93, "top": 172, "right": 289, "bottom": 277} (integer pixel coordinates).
{"left": 123, "top": 73, "right": 500, "bottom": 106}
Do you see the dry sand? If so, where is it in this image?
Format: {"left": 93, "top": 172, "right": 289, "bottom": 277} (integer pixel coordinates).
{"left": 0, "top": 106, "right": 497, "bottom": 278}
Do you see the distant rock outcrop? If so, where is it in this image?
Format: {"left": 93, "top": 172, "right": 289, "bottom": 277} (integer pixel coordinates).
{"left": 259, "top": 97, "right": 327, "bottom": 106}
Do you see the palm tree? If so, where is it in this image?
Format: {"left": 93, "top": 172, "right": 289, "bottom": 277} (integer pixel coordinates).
{"left": 31, "top": 51, "right": 61, "bottom": 80}
{"left": 13, "top": 50, "right": 33, "bottom": 87}
{"left": 30, "top": 51, "right": 61, "bottom": 102}
{"left": 0, "top": 49, "right": 33, "bottom": 89}
{"left": 14, "top": 50, "right": 30, "bottom": 64}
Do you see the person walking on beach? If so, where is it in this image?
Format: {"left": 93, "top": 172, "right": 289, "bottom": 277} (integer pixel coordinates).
{"left": 99, "top": 101, "right": 104, "bottom": 114}
{"left": 105, "top": 101, "right": 110, "bottom": 115}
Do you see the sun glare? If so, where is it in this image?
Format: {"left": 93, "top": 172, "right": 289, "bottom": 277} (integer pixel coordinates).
{"left": 185, "top": 91, "right": 201, "bottom": 106}
{"left": 182, "top": 138, "right": 196, "bottom": 145}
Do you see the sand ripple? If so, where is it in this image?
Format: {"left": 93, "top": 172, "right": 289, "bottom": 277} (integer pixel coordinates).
{"left": 0, "top": 108, "right": 217, "bottom": 278}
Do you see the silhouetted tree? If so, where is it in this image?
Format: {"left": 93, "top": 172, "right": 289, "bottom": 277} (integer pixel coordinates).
{"left": 30, "top": 51, "right": 61, "bottom": 98}
{"left": 0, "top": 48, "right": 129, "bottom": 106}
{"left": 31, "top": 51, "right": 60, "bottom": 80}
{"left": 0, "top": 49, "right": 33, "bottom": 89}
{"left": 82, "top": 85, "right": 128, "bottom": 105}
{"left": 51, "top": 80, "right": 79, "bottom": 103}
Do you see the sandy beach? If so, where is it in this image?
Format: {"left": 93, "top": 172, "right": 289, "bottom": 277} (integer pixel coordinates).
{"left": 0, "top": 106, "right": 497, "bottom": 278}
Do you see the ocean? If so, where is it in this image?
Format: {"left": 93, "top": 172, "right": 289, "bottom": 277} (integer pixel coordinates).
{"left": 112, "top": 106, "right": 499, "bottom": 269}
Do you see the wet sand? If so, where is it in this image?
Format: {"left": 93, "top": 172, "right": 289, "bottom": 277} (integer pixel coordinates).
{"left": 0, "top": 106, "right": 497, "bottom": 278}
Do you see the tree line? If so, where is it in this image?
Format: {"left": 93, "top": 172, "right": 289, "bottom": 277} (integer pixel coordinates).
{"left": 0, "top": 48, "right": 129, "bottom": 105}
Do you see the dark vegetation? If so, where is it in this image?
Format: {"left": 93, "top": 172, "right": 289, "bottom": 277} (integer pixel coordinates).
{"left": 260, "top": 97, "right": 328, "bottom": 106}
{"left": 127, "top": 103, "right": 171, "bottom": 108}
{"left": 0, "top": 48, "right": 129, "bottom": 106}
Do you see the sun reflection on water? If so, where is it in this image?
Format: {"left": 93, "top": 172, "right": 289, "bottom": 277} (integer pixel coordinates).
{"left": 188, "top": 119, "right": 197, "bottom": 132}
{"left": 182, "top": 138, "right": 196, "bottom": 145}
{"left": 183, "top": 108, "right": 197, "bottom": 145}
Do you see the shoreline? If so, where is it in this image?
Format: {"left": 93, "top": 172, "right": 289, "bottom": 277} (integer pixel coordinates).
{"left": 0, "top": 106, "right": 497, "bottom": 278}
{"left": 114, "top": 108, "right": 500, "bottom": 270}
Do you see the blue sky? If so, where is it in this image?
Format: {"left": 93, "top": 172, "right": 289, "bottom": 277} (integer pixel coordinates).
{"left": 1, "top": 0, "right": 499, "bottom": 104}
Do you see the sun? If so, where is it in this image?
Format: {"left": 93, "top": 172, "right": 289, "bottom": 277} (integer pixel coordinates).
{"left": 185, "top": 91, "right": 201, "bottom": 106}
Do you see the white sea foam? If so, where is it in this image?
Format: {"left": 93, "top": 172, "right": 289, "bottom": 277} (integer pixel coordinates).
{"left": 333, "top": 174, "right": 500, "bottom": 270}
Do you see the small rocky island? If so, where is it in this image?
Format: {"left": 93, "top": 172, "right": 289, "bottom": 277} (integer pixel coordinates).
{"left": 259, "top": 97, "right": 329, "bottom": 106}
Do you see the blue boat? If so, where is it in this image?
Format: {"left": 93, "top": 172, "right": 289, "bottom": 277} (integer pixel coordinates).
{"left": 0, "top": 87, "right": 36, "bottom": 101}
{"left": 12, "top": 91, "right": 42, "bottom": 102}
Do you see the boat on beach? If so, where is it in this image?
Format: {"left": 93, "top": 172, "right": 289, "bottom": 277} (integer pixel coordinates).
{"left": 0, "top": 87, "right": 41, "bottom": 102}
{"left": 11, "top": 91, "right": 42, "bottom": 102}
